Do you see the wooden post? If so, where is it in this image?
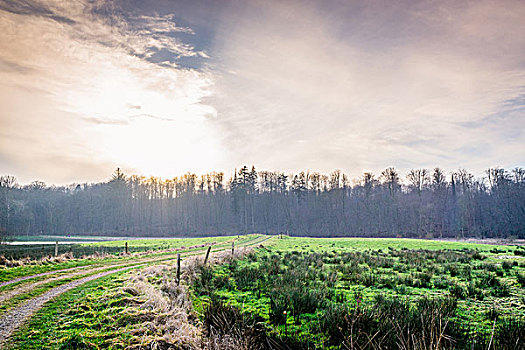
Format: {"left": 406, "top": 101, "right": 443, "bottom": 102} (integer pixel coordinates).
{"left": 125, "top": 242, "right": 128, "bottom": 254}
{"left": 231, "top": 241, "right": 235, "bottom": 256}
{"left": 204, "top": 246, "right": 212, "bottom": 264}
{"left": 176, "top": 253, "right": 181, "bottom": 286}
{"left": 55, "top": 241, "right": 58, "bottom": 257}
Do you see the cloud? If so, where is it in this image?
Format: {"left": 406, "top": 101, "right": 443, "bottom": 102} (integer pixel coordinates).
{"left": 0, "top": 0, "right": 225, "bottom": 184}
{"left": 208, "top": 0, "right": 525, "bottom": 177}
{"left": 0, "top": 0, "right": 75, "bottom": 24}
{"left": 1, "top": 0, "right": 523, "bottom": 185}
{"left": 0, "top": 57, "right": 34, "bottom": 74}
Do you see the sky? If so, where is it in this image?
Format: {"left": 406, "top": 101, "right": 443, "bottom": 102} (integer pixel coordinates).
{"left": 0, "top": 0, "right": 524, "bottom": 185}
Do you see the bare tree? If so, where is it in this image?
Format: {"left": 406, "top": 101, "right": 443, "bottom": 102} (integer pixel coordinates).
{"left": 407, "top": 169, "right": 430, "bottom": 195}
{"left": 0, "top": 175, "right": 16, "bottom": 242}
{"left": 431, "top": 168, "right": 446, "bottom": 189}
{"left": 380, "top": 167, "right": 400, "bottom": 196}
{"left": 0, "top": 165, "right": 523, "bottom": 239}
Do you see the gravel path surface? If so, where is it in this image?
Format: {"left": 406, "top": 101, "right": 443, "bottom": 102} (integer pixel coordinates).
{"left": 0, "top": 264, "right": 125, "bottom": 305}
{"left": 0, "top": 266, "right": 91, "bottom": 288}
{"left": 0, "top": 265, "right": 140, "bottom": 347}
{"left": 0, "top": 235, "right": 273, "bottom": 347}
{"left": 0, "top": 235, "right": 268, "bottom": 290}
{"left": 0, "top": 253, "right": 185, "bottom": 306}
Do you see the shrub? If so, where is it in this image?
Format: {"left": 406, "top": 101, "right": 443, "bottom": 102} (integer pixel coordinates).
{"left": 417, "top": 271, "right": 432, "bottom": 287}
{"left": 321, "top": 295, "right": 457, "bottom": 349}
{"left": 482, "top": 263, "right": 498, "bottom": 272}
{"left": 486, "top": 305, "right": 501, "bottom": 321}
{"left": 472, "top": 251, "right": 484, "bottom": 260}
{"left": 58, "top": 332, "right": 98, "bottom": 350}
{"left": 461, "top": 265, "right": 472, "bottom": 278}
{"left": 203, "top": 298, "right": 274, "bottom": 350}
{"left": 234, "top": 266, "right": 263, "bottom": 290}
{"left": 466, "top": 282, "right": 484, "bottom": 300}
{"left": 361, "top": 273, "right": 377, "bottom": 287}
{"left": 433, "top": 276, "right": 450, "bottom": 289}
{"left": 447, "top": 264, "right": 460, "bottom": 277}
{"left": 289, "top": 288, "right": 323, "bottom": 322}
{"left": 502, "top": 260, "right": 514, "bottom": 270}
{"left": 516, "top": 271, "right": 525, "bottom": 287}
{"left": 494, "top": 317, "right": 525, "bottom": 350}
{"left": 193, "top": 265, "right": 215, "bottom": 295}
{"left": 479, "top": 272, "right": 499, "bottom": 288}
{"left": 268, "top": 293, "right": 287, "bottom": 326}
{"left": 213, "top": 274, "right": 233, "bottom": 290}
{"left": 514, "top": 248, "right": 525, "bottom": 256}
{"left": 493, "top": 281, "right": 510, "bottom": 297}
{"left": 449, "top": 283, "right": 467, "bottom": 299}
{"left": 321, "top": 302, "right": 378, "bottom": 347}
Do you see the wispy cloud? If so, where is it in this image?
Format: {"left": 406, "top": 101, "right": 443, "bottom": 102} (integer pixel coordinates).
{"left": 0, "top": 0, "right": 75, "bottom": 24}
{"left": 208, "top": 0, "right": 525, "bottom": 177}
{"left": 0, "top": 57, "right": 34, "bottom": 74}
{"left": 0, "top": 0, "right": 223, "bottom": 184}
{"left": 0, "top": 0, "right": 523, "bottom": 184}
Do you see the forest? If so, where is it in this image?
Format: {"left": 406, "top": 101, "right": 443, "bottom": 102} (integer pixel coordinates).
{"left": 0, "top": 166, "right": 524, "bottom": 239}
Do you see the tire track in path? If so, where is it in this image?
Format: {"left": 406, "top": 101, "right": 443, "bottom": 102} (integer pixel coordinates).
{"left": 0, "top": 235, "right": 270, "bottom": 302}
{"left": 0, "top": 264, "right": 127, "bottom": 305}
{"left": 0, "top": 265, "right": 141, "bottom": 347}
{"left": 0, "top": 236, "right": 251, "bottom": 288}
{"left": 0, "top": 235, "right": 273, "bottom": 347}
{"left": 0, "top": 253, "right": 193, "bottom": 312}
{"left": 0, "top": 265, "right": 92, "bottom": 288}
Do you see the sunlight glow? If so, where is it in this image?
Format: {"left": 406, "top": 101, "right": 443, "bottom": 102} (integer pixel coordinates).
{"left": 71, "top": 59, "right": 223, "bottom": 177}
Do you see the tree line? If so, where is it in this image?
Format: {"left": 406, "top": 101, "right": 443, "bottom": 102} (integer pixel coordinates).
{"left": 0, "top": 166, "right": 524, "bottom": 239}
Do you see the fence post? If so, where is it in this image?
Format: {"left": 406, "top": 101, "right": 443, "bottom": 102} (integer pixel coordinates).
{"left": 55, "top": 241, "right": 58, "bottom": 257}
{"left": 204, "top": 246, "right": 212, "bottom": 264}
{"left": 176, "top": 253, "right": 181, "bottom": 286}
{"left": 232, "top": 241, "right": 235, "bottom": 256}
{"left": 125, "top": 242, "right": 128, "bottom": 254}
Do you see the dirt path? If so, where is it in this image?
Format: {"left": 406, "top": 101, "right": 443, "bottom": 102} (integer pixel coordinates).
{"left": 0, "top": 235, "right": 273, "bottom": 347}
{"left": 0, "top": 265, "right": 92, "bottom": 288}
{"left": 0, "top": 265, "right": 140, "bottom": 347}
{"left": 0, "top": 253, "right": 187, "bottom": 307}
{"left": 0, "top": 235, "right": 266, "bottom": 289}
{"left": 0, "top": 235, "right": 270, "bottom": 300}
{"left": 0, "top": 263, "right": 128, "bottom": 305}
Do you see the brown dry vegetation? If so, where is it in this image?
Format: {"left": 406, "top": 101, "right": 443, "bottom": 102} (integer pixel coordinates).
{"left": 0, "top": 252, "right": 75, "bottom": 267}
{"left": 108, "top": 248, "right": 256, "bottom": 350}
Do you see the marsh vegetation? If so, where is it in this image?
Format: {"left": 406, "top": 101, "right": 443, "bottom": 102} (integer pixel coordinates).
{"left": 4, "top": 236, "right": 524, "bottom": 349}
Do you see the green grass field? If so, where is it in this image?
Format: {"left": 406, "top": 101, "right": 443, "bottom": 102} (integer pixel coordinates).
{"left": 193, "top": 236, "right": 525, "bottom": 349}
{"left": 1, "top": 234, "right": 262, "bottom": 261}
{"left": 0, "top": 235, "right": 262, "bottom": 281}
{"left": 266, "top": 236, "right": 519, "bottom": 253}
{"left": 12, "top": 235, "right": 121, "bottom": 242}
{"left": 3, "top": 236, "right": 525, "bottom": 350}
{"left": 83, "top": 235, "right": 234, "bottom": 248}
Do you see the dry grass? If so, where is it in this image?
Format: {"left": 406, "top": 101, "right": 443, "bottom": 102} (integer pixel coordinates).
{"left": 122, "top": 264, "right": 201, "bottom": 349}
{"left": 119, "top": 246, "right": 256, "bottom": 350}
{"left": 0, "top": 241, "right": 219, "bottom": 267}
{"left": 0, "top": 252, "right": 75, "bottom": 267}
